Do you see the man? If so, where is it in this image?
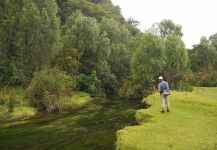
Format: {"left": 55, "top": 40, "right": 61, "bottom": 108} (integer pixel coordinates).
{"left": 158, "top": 76, "right": 170, "bottom": 113}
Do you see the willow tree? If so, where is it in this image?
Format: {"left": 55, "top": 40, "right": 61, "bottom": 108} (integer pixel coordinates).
{"left": 149, "top": 19, "right": 183, "bottom": 40}
{"left": 19, "top": 0, "right": 60, "bottom": 81}
{"left": 164, "top": 34, "right": 188, "bottom": 88}
{"left": 0, "top": 0, "right": 22, "bottom": 85}
{"left": 62, "top": 12, "right": 115, "bottom": 95}
{"left": 130, "top": 33, "right": 164, "bottom": 98}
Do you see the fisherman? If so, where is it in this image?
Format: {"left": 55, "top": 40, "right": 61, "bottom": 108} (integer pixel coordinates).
{"left": 158, "top": 76, "right": 170, "bottom": 113}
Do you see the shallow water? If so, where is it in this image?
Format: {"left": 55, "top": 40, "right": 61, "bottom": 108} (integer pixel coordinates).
{"left": 0, "top": 98, "right": 143, "bottom": 150}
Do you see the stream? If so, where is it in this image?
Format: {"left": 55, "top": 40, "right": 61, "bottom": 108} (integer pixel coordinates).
{"left": 0, "top": 98, "right": 143, "bottom": 150}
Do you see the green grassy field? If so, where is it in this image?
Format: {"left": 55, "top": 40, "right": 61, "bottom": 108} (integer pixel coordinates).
{"left": 116, "top": 87, "right": 217, "bottom": 150}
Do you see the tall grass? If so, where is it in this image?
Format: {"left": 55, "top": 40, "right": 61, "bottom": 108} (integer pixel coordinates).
{"left": 0, "top": 87, "right": 35, "bottom": 118}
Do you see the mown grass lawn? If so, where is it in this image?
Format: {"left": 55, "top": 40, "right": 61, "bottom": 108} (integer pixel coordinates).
{"left": 116, "top": 87, "right": 217, "bottom": 150}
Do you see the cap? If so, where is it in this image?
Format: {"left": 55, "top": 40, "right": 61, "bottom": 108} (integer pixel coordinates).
{"left": 159, "top": 76, "right": 163, "bottom": 80}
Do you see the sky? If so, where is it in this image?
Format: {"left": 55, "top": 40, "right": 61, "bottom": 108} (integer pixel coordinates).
{"left": 111, "top": 0, "right": 217, "bottom": 48}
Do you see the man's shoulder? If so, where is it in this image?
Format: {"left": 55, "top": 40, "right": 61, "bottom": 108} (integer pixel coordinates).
{"left": 160, "top": 81, "right": 168, "bottom": 86}
{"left": 161, "top": 80, "right": 167, "bottom": 84}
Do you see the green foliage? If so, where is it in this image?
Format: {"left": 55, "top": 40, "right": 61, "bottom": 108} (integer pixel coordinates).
{"left": 126, "top": 18, "right": 140, "bottom": 36}
{"left": 88, "top": 0, "right": 112, "bottom": 4}
{"left": 62, "top": 11, "right": 120, "bottom": 95}
{"left": 100, "top": 17, "right": 130, "bottom": 90}
{"left": 0, "top": 87, "right": 28, "bottom": 106}
{"left": 0, "top": 0, "right": 22, "bottom": 85}
{"left": 58, "top": 0, "right": 123, "bottom": 23}
{"left": 100, "top": 17, "right": 121, "bottom": 43}
{"left": 19, "top": 0, "right": 61, "bottom": 79}
{"left": 177, "top": 81, "right": 193, "bottom": 92}
{"left": 189, "top": 35, "right": 217, "bottom": 87}
{"left": 209, "top": 33, "right": 217, "bottom": 51}
{"left": 190, "top": 72, "right": 217, "bottom": 87}
{"left": 118, "top": 78, "right": 134, "bottom": 98}
{"left": 164, "top": 34, "right": 188, "bottom": 88}
{"left": 149, "top": 19, "right": 183, "bottom": 40}
{"left": 189, "top": 36, "right": 217, "bottom": 72}
{"left": 129, "top": 33, "right": 164, "bottom": 98}
{"left": 0, "top": 0, "right": 140, "bottom": 96}
{"left": 51, "top": 48, "right": 81, "bottom": 74}
{"left": 0, "top": 88, "right": 26, "bottom": 113}
{"left": 79, "top": 71, "right": 103, "bottom": 96}
{"left": 61, "top": 92, "right": 92, "bottom": 110}
{"left": 2, "top": 0, "right": 216, "bottom": 99}
{"left": 29, "top": 68, "right": 76, "bottom": 112}
{"left": 0, "top": 0, "right": 61, "bottom": 85}
{"left": 6, "top": 95, "right": 16, "bottom": 112}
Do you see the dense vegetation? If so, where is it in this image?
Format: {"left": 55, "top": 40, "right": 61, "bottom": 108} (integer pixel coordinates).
{"left": 1, "top": 0, "right": 217, "bottom": 101}
{"left": 1, "top": 0, "right": 217, "bottom": 150}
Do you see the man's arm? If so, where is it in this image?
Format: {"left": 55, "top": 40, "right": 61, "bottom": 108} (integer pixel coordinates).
{"left": 166, "top": 82, "right": 169, "bottom": 91}
{"left": 158, "top": 83, "right": 161, "bottom": 92}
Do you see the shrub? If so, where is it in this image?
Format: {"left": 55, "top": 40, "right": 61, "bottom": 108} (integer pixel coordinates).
{"left": 78, "top": 71, "right": 103, "bottom": 97}
{"left": 118, "top": 78, "right": 135, "bottom": 98}
{"left": 177, "top": 81, "right": 193, "bottom": 92}
{"left": 187, "top": 72, "right": 217, "bottom": 87}
{"left": 61, "top": 92, "right": 92, "bottom": 110}
{"left": 0, "top": 93, "right": 6, "bottom": 105}
{"left": 0, "top": 87, "right": 27, "bottom": 107}
{"left": 51, "top": 48, "right": 81, "bottom": 75}
{"left": 201, "top": 74, "right": 217, "bottom": 87}
{"left": 6, "top": 95, "right": 16, "bottom": 112}
{"left": 28, "top": 68, "right": 76, "bottom": 112}
{"left": 119, "top": 78, "right": 154, "bottom": 100}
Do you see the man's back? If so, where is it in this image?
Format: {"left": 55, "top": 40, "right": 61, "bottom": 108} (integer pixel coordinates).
{"left": 159, "top": 80, "right": 169, "bottom": 93}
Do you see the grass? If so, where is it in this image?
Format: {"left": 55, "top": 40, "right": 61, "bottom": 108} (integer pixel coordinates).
{"left": 0, "top": 88, "right": 92, "bottom": 119}
{"left": 116, "top": 87, "right": 217, "bottom": 150}
{"left": 62, "top": 92, "right": 92, "bottom": 110}
{"left": 0, "top": 87, "right": 28, "bottom": 106}
{"left": 0, "top": 87, "right": 36, "bottom": 119}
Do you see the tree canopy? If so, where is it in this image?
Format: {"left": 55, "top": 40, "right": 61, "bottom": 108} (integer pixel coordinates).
{"left": 1, "top": 0, "right": 217, "bottom": 98}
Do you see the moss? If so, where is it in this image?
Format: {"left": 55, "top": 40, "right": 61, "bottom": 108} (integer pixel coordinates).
{"left": 11, "top": 107, "right": 36, "bottom": 116}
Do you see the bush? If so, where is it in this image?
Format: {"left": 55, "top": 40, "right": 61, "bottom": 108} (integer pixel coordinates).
{"left": 29, "top": 68, "right": 76, "bottom": 112}
{"left": 51, "top": 48, "right": 81, "bottom": 75}
{"left": 201, "top": 74, "right": 217, "bottom": 87}
{"left": 177, "top": 81, "right": 193, "bottom": 92}
{"left": 119, "top": 78, "right": 154, "bottom": 100}
{"left": 78, "top": 71, "right": 103, "bottom": 97}
{"left": 118, "top": 78, "right": 135, "bottom": 98}
{"left": 6, "top": 95, "right": 16, "bottom": 112}
{"left": 61, "top": 92, "right": 92, "bottom": 110}
{"left": 187, "top": 72, "right": 217, "bottom": 87}
{"left": 0, "top": 93, "right": 6, "bottom": 105}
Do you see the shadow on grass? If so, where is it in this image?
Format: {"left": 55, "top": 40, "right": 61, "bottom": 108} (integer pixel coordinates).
{"left": 0, "top": 98, "right": 144, "bottom": 150}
